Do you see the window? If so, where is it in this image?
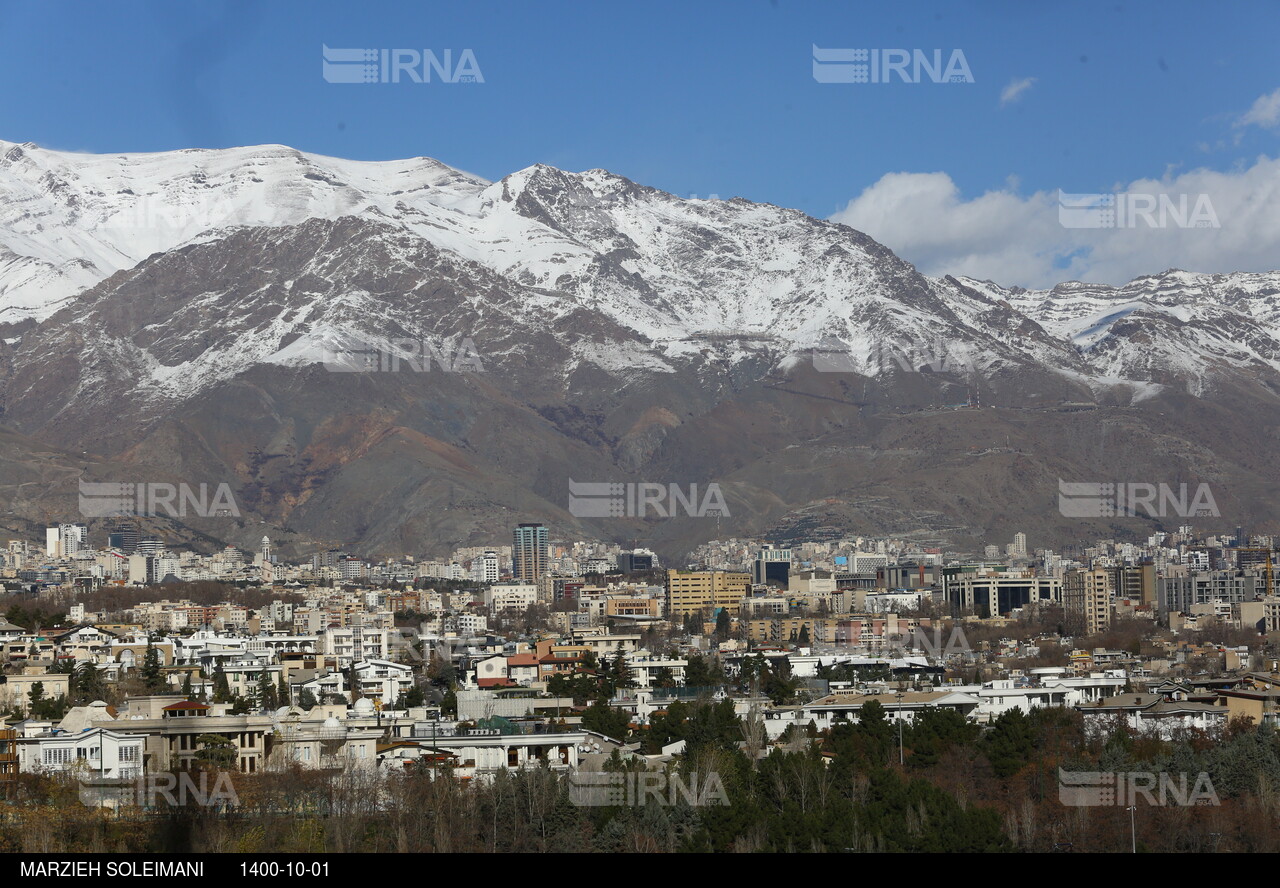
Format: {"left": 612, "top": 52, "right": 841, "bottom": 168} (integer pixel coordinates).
{"left": 43, "top": 748, "right": 71, "bottom": 765}
{"left": 120, "top": 745, "right": 138, "bottom": 763}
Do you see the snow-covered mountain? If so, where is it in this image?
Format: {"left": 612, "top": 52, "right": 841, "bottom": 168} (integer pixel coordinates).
{"left": 1, "top": 140, "right": 1278, "bottom": 558}
{"left": 958, "top": 271, "right": 1280, "bottom": 396}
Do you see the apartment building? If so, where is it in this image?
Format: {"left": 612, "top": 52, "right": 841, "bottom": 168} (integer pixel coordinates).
{"left": 1064, "top": 568, "right": 1114, "bottom": 636}
{"left": 944, "top": 570, "right": 1060, "bottom": 618}
{"left": 1157, "top": 570, "right": 1260, "bottom": 617}
{"left": 666, "top": 570, "right": 751, "bottom": 617}
{"left": 483, "top": 582, "right": 539, "bottom": 611}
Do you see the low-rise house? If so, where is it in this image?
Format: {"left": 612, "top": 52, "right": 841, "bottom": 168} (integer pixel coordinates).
{"left": 16, "top": 726, "right": 145, "bottom": 779}
{"left": 1077, "top": 691, "right": 1229, "bottom": 738}
{"left": 352, "top": 659, "right": 414, "bottom": 704}
{"left": 107, "top": 695, "right": 274, "bottom": 774}
{"left": 267, "top": 708, "right": 380, "bottom": 770}
{"left": 763, "top": 689, "right": 982, "bottom": 739}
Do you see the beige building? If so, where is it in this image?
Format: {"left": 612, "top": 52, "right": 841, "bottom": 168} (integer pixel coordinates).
{"left": 1064, "top": 568, "right": 1114, "bottom": 636}
{"left": 666, "top": 570, "right": 751, "bottom": 617}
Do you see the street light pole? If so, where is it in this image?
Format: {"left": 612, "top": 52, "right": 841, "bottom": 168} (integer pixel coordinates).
{"left": 1127, "top": 805, "right": 1136, "bottom": 853}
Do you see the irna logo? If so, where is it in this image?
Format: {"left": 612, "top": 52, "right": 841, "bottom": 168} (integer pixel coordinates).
{"left": 813, "top": 46, "right": 974, "bottom": 84}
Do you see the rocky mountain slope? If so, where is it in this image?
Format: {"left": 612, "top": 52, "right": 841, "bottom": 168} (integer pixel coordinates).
{"left": 1, "top": 140, "right": 1277, "bottom": 560}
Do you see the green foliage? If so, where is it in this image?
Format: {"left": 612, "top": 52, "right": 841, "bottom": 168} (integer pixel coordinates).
{"left": 193, "top": 733, "right": 237, "bottom": 768}
{"left": 254, "top": 673, "right": 277, "bottom": 711}
{"left": 904, "top": 707, "right": 980, "bottom": 769}
{"left": 212, "top": 661, "right": 231, "bottom": 703}
{"left": 140, "top": 641, "right": 166, "bottom": 692}
{"left": 582, "top": 700, "right": 631, "bottom": 742}
{"left": 645, "top": 699, "right": 743, "bottom": 756}
{"left": 71, "top": 661, "right": 107, "bottom": 705}
{"left": 714, "top": 609, "right": 731, "bottom": 640}
{"left": 26, "top": 681, "right": 70, "bottom": 721}
{"left": 683, "top": 653, "right": 725, "bottom": 689}
{"left": 440, "top": 687, "right": 457, "bottom": 718}
{"left": 983, "top": 708, "right": 1036, "bottom": 779}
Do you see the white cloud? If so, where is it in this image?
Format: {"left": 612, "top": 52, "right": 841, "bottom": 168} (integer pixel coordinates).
{"left": 829, "top": 156, "right": 1280, "bottom": 288}
{"left": 1237, "top": 87, "right": 1280, "bottom": 129}
{"left": 999, "top": 77, "right": 1036, "bottom": 107}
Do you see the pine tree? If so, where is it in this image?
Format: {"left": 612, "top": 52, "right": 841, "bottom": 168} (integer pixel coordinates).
{"left": 180, "top": 672, "right": 194, "bottom": 700}
{"left": 212, "top": 661, "right": 231, "bottom": 703}
{"left": 277, "top": 673, "right": 290, "bottom": 707}
{"left": 254, "top": 673, "right": 276, "bottom": 711}
{"left": 72, "top": 661, "right": 105, "bottom": 705}
{"left": 140, "top": 640, "right": 165, "bottom": 692}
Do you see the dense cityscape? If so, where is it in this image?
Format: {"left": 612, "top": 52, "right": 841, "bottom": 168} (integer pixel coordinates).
{"left": 2, "top": 0, "right": 1277, "bottom": 865}
{"left": 1, "top": 518, "right": 1278, "bottom": 852}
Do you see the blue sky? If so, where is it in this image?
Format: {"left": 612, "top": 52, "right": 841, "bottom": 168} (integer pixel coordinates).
{"left": 2, "top": 0, "right": 1278, "bottom": 285}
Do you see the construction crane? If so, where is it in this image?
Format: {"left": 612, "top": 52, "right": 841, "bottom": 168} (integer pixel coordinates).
{"left": 1236, "top": 547, "right": 1275, "bottom": 598}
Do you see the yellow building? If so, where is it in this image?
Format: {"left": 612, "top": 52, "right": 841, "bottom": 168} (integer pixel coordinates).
{"left": 665, "top": 570, "right": 751, "bottom": 617}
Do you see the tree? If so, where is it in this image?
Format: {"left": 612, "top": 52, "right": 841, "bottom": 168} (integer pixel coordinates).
{"left": 26, "top": 682, "right": 69, "bottom": 721}
{"left": 254, "top": 673, "right": 277, "bottom": 711}
{"left": 610, "top": 653, "right": 634, "bottom": 691}
{"left": 180, "top": 672, "right": 194, "bottom": 700}
{"left": 798, "top": 624, "right": 810, "bottom": 645}
{"left": 192, "top": 734, "right": 237, "bottom": 768}
{"left": 714, "top": 608, "right": 731, "bottom": 640}
{"left": 299, "top": 688, "right": 318, "bottom": 710}
{"left": 277, "top": 673, "right": 291, "bottom": 707}
{"left": 212, "top": 662, "right": 231, "bottom": 703}
{"left": 427, "top": 648, "right": 457, "bottom": 686}
{"left": 140, "top": 640, "right": 165, "bottom": 692}
{"left": 582, "top": 700, "right": 630, "bottom": 742}
{"left": 72, "top": 662, "right": 106, "bottom": 705}
{"left": 684, "top": 653, "right": 724, "bottom": 689}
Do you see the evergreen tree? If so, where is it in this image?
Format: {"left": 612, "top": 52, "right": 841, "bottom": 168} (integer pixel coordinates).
{"left": 180, "top": 672, "right": 194, "bottom": 700}
{"left": 212, "top": 661, "right": 231, "bottom": 703}
{"left": 254, "top": 672, "right": 277, "bottom": 711}
{"left": 193, "top": 734, "right": 237, "bottom": 768}
{"left": 714, "top": 608, "right": 731, "bottom": 640}
{"left": 72, "top": 661, "right": 106, "bottom": 705}
{"left": 581, "top": 699, "right": 630, "bottom": 742}
{"left": 140, "top": 640, "right": 165, "bottom": 692}
{"left": 611, "top": 652, "right": 634, "bottom": 690}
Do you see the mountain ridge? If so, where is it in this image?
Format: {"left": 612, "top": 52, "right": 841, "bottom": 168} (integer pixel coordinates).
{"left": 1, "top": 140, "right": 1278, "bottom": 560}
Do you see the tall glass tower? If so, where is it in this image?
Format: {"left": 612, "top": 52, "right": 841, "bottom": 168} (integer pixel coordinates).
{"left": 512, "top": 523, "right": 548, "bottom": 582}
